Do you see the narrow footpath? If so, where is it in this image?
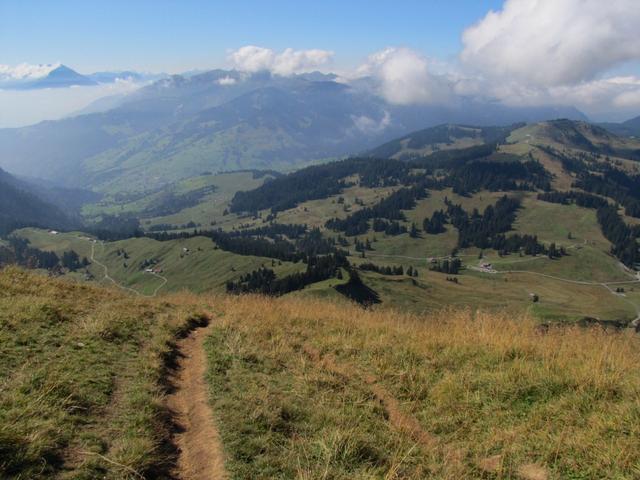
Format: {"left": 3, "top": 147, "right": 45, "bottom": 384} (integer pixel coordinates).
{"left": 166, "top": 322, "right": 228, "bottom": 480}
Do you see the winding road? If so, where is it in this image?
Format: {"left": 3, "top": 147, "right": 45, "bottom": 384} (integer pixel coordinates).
{"left": 468, "top": 255, "right": 640, "bottom": 325}
{"left": 89, "top": 240, "right": 168, "bottom": 297}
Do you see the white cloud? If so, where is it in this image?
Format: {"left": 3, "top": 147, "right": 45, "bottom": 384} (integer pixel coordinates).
{"left": 229, "top": 46, "right": 275, "bottom": 72}
{"left": 229, "top": 46, "right": 334, "bottom": 76}
{"left": 217, "top": 76, "right": 237, "bottom": 86}
{"left": 452, "top": 73, "right": 640, "bottom": 120}
{"left": 356, "top": 47, "right": 451, "bottom": 105}
{"left": 614, "top": 89, "right": 640, "bottom": 109}
{"left": 461, "top": 0, "right": 640, "bottom": 87}
{"left": 0, "top": 62, "right": 60, "bottom": 82}
{"left": 351, "top": 111, "right": 391, "bottom": 134}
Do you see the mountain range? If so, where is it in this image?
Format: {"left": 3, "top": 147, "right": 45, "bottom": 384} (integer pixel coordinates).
{"left": 0, "top": 68, "right": 588, "bottom": 193}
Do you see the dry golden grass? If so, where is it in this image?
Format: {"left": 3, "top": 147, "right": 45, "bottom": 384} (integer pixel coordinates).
{"left": 205, "top": 294, "right": 640, "bottom": 479}
{"left": 4, "top": 266, "right": 640, "bottom": 479}
{"left": 0, "top": 268, "right": 207, "bottom": 479}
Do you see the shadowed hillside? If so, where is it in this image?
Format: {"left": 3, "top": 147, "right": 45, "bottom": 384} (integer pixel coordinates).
{"left": 0, "top": 168, "right": 77, "bottom": 235}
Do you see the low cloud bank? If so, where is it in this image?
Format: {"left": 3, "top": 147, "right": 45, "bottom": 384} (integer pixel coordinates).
{"left": 0, "top": 63, "right": 60, "bottom": 82}
{"left": 355, "top": 47, "right": 452, "bottom": 106}
{"left": 0, "top": 79, "right": 141, "bottom": 128}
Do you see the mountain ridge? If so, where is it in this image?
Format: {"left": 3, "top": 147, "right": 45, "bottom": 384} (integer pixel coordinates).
{"left": 0, "top": 68, "right": 587, "bottom": 193}
{"left": 600, "top": 115, "right": 640, "bottom": 138}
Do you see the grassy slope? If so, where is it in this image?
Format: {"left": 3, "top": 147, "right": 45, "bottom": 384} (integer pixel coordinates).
{"left": 17, "top": 228, "right": 304, "bottom": 295}
{"left": 302, "top": 184, "right": 637, "bottom": 320}
{"left": 4, "top": 266, "right": 640, "bottom": 479}
{"left": 82, "top": 125, "right": 311, "bottom": 194}
{"left": 20, "top": 175, "right": 639, "bottom": 320}
{"left": 142, "top": 172, "right": 272, "bottom": 229}
{"left": 206, "top": 295, "right": 640, "bottom": 479}
{"left": 387, "top": 135, "right": 484, "bottom": 159}
{"left": 82, "top": 171, "right": 269, "bottom": 226}
{"left": 274, "top": 184, "right": 397, "bottom": 229}
{"left": 0, "top": 268, "right": 205, "bottom": 479}
{"left": 94, "top": 236, "right": 304, "bottom": 294}
{"left": 327, "top": 268, "right": 636, "bottom": 321}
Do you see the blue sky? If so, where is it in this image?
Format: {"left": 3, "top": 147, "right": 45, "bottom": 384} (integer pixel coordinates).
{"left": 1, "top": 0, "right": 639, "bottom": 125}
{"left": 0, "top": 0, "right": 504, "bottom": 73}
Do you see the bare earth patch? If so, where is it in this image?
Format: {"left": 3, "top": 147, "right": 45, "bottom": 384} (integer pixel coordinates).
{"left": 303, "top": 343, "right": 437, "bottom": 449}
{"left": 167, "top": 322, "right": 228, "bottom": 480}
{"left": 478, "top": 454, "right": 503, "bottom": 474}
{"left": 518, "top": 462, "right": 549, "bottom": 480}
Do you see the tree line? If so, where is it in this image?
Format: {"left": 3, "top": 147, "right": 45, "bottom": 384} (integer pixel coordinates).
{"left": 573, "top": 165, "right": 640, "bottom": 218}
{"left": 444, "top": 158, "right": 551, "bottom": 196}
{"left": 89, "top": 215, "right": 143, "bottom": 241}
{"left": 0, "top": 236, "right": 88, "bottom": 271}
{"left": 540, "top": 188, "right": 639, "bottom": 268}
{"left": 430, "top": 258, "right": 462, "bottom": 274}
{"left": 358, "top": 262, "right": 415, "bottom": 276}
{"left": 147, "top": 226, "right": 346, "bottom": 263}
{"left": 228, "top": 157, "right": 406, "bottom": 214}
{"left": 597, "top": 206, "right": 640, "bottom": 268}
{"left": 226, "top": 253, "right": 348, "bottom": 295}
{"left": 226, "top": 223, "right": 307, "bottom": 240}
{"left": 446, "top": 196, "right": 560, "bottom": 256}
{"left": 325, "top": 183, "right": 429, "bottom": 236}
{"left": 537, "top": 191, "right": 609, "bottom": 209}
{"left": 423, "top": 210, "right": 447, "bottom": 234}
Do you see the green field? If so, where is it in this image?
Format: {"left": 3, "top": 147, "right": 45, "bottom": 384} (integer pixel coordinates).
{"left": 19, "top": 170, "right": 640, "bottom": 322}
{"left": 82, "top": 171, "right": 271, "bottom": 228}
{"left": 16, "top": 228, "right": 305, "bottom": 296}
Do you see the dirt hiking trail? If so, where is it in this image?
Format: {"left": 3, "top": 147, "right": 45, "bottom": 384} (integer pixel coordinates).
{"left": 167, "top": 322, "right": 228, "bottom": 480}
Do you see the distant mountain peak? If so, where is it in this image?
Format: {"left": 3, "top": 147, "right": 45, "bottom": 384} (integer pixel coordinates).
{"left": 38, "top": 64, "right": 97, "bottom": 87}
{"left": 51, "top": 64, "right": 74, "bottom": 74}
{"left": 9, "top": 64, "right": 98, "bottom": 90}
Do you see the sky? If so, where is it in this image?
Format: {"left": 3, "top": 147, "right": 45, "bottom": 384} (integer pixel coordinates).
{"left": 0, "top": 1, "right": 505, "bottom": 73}
{"left": 1, "top": 0, "right": 640, "bottom": 125}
